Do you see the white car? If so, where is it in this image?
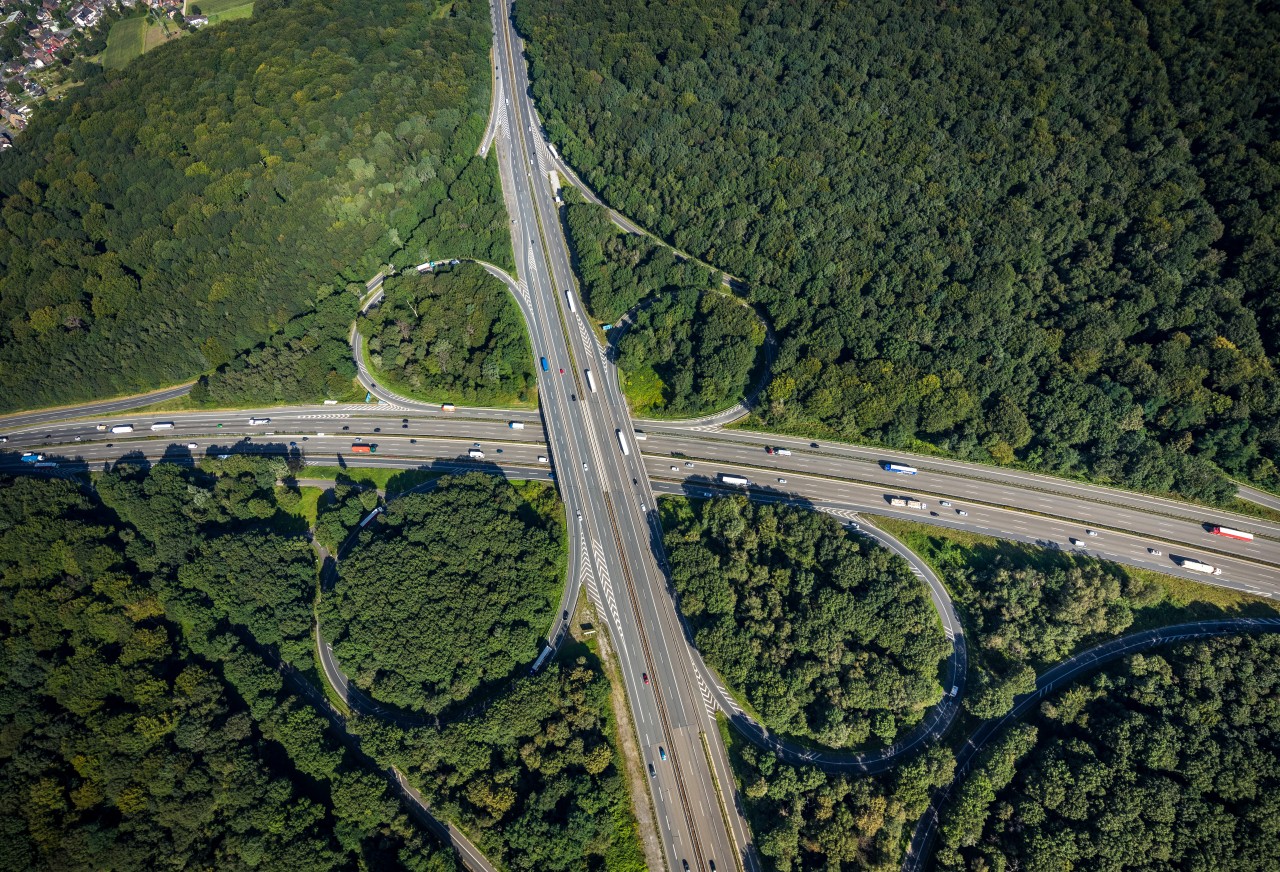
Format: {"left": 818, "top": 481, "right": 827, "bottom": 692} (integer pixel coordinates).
{"left": 187, "top": 443, "right": 199, "bottom": 450}
{"left": 671, "top": 465, "right": 679, "bottom": 471}
{"left": 538, "top": 456, "right": 549, "bottom": 463}
{"left": 1087, "top": 529, "right": 1099, "bottom": 537}
{"left": 777, "top": 478, "right": 787, "bottom": 484}
{"left": 956, "top": 509, "right": 968, "bottom": 516}
{"left": 684, "top": 461, "right": 694, "bottom": 468}
{"left": 1070, "top": 538, "right": 1088, "bottom": 547}
{"left": 939, "top": 500, "right": 951, "bottom": 507}
{"left": 1149, "top": 547, "right": 1162, "bottom": 556}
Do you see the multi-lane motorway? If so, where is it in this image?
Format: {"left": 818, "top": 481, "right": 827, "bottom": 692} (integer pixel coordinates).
{"left": 3, "top": 2, "right": 1279, "bottom": 868}
{"left": 484, "top": 1, "right": 750, "bottom": 867}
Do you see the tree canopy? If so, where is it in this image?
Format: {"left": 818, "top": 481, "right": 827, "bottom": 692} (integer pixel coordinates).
{"left": 663, "top": 496, "right": 948, "bottom": 748}
{"left": 727, "top": 724, "right": 955, "bottom": 872}
{"left": 937, "top": 634, "right": 1280, "bottom": 871}
{"left": 0, "top": 0, "right": 509, "bottom": 412}
{"left": 361, "top": 264, "right": 536, "bottom": 406}
{"left": 618, "top": 287, "right": 764, "bottom": 416}
{"left": 0, "top": 475, "right": 457, "bottom": 871}
{"left": 518, "top": 0, "right": 1280, "bottom": 502}
{"left": 321, "top": 474, "right": 564, "bottom": 714}
{"left": 564, "top": 199, "right": 764, "bottom": 415}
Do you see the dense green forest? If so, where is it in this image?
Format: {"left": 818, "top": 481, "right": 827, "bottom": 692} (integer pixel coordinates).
{"left": 618, "top": 288, "right": 763, "bottom": 416}
{"left": 662, "top": 496, "right": 948, "bottom": 748}
{"left": 356, "top": 653, "right": 645, "bottom": 872}
{"left": 0, "top": 474, "right": 457, "bottom": 871}
{"left": 0, "top": 0, "right": 510, "bottom": 412}
{"left": 883, "top": 519, "right": 1280, "bottom": 720}
{"left": 321, "top": 474, "right": 564, "bottom": 715}
{"left": 564, "top": 199, "right": 764, "bottom": 415}
{"left": 937, "top": 634, "right": 1280, "bottom": 870}
{"left": 2, "top": 465, "right": 641, "bottom": 870}
{"left": 518, "top": 0, "right": 1280, "bottom": 502}
{"left": 564, "top": 197, "right": 721, "bottom": 323}
{"left": 191, "top": 284, "right": 361, "bottom": 406}
{"left": 361, "top": 265, "right": 536, "bottom": 407}
{"left": 726, "top": 720, "right": 955, "bottom": 872}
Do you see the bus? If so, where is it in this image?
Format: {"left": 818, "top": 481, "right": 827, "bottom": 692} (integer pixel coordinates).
{"left": 616, "top": 429, "right": 630, "bottom": 456}
{"left": 1210, "top": 526, "right": 1254, "bottom": 542}
{"left": 585, "top": 368, "right": 597, "bottom": 393}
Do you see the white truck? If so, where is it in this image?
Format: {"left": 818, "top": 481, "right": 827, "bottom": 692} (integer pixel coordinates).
{"left": 468, "top": 448, "right": 485, "bottom": 459}
{"left": 889, "top": 497, "right": 927, "bottom": 510}
{"left": 585, "top": 368, "right": 597, "bottom": 393}
{"left": 719, "top": 474, "right": 750, "bottom": 487}
{"left": 1180, "top": 558, "right": 1222, "bottom": 576}
{"left": 616, "top": 429, "right": 630, "bottom": 456}
{"left": 110, "top": 424, "right": 134, "bottom": 434}
{"left": 150, "top": 422, "right": 174, "bottom": 431}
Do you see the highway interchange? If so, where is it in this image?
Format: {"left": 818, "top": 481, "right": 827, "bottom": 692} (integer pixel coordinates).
{"left": 3, "top": 0, "right": 1280, "bottom": 867}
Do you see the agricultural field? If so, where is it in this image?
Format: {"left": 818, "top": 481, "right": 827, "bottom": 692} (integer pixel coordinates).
{"left": 101, "top": 16, "right": 146, "bottom": 69}
{"left": 185, "top": 0, "right": 254, "bottom": 23}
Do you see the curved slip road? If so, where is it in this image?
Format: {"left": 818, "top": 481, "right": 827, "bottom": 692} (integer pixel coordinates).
{"left": 900, "top": 616, "right": 1280, "bottom": 872}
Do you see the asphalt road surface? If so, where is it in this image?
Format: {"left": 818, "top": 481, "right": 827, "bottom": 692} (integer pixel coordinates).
{"left": 900, "top": 617, "right": 1280, "bottom": 872}
{"left": 483, "top": 2, "right": 750, "bottom": 867}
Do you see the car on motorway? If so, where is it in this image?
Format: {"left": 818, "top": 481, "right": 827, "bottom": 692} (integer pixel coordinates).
{"left": 642, "top": 672, "right": 649, "bottom": 685}
{"left": 74, "top": 435, "right": 81, "bottom": 441}
{"left": 402, "top": 423, "right": 409, "bottom": 428}
{"left": 778, "top": 478, "right": 787, "bottom": 484}
{"left": 684, "top": 461, "right": 694, "bottom": 468}
{"left": 648, "top": 762, "right": 656, "bottom": 778}
{"left": 1149, "top": 547, "right": 1162, "bottom": 555}
{"left": 1070, "top": 538, "right": 1088, "bottom": 547}
{"left": 582, "top": 462, "right": 588, "bottom": 470}
{"left": 671, "top": 465, "right": 679, "bottom": 471}
{"left": 957, "top": 509, "right": 968, "bottom": 516}
{"left": 538, "top": 456, "right": 549, "bottom": 463}
{"left": 342, "top": 425, "right": 349, "bottom": 430}
{"left": 939, "top": 500, "right": 951, "bottom": 507}
{"left": 576, "top": 510, "right": 582, "bottom": 519}
{"left": 659, "top": 747, "right": 667, "bottom": 761}
{"left": 187, "top": 443, "right": 198, "bottom": 450}
{"left": 0, "top": 436, "right": 6, "bottom": 443}
{"left": 1087, "top": 529, "right": 1099, "bottom": 537}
